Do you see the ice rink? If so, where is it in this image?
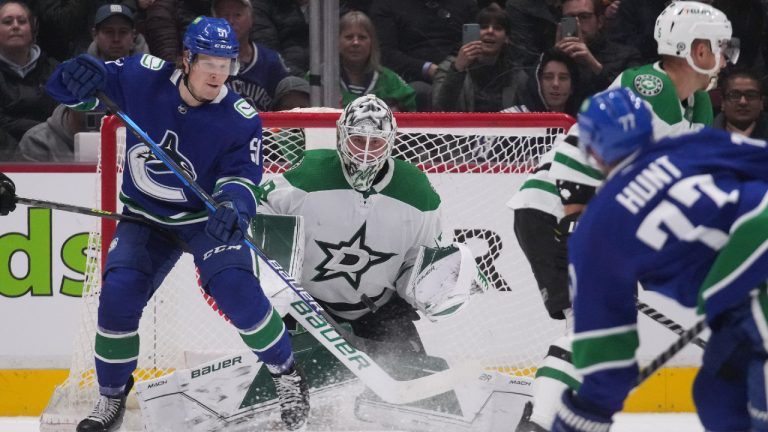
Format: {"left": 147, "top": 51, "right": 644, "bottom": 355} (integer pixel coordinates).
{"left": 0, "top": 413, "right": 705, "bottom": 431}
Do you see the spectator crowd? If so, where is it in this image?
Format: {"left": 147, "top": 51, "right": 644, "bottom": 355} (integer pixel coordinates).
{"left": 1, "top": 0, "right": 768, "bottom": 161}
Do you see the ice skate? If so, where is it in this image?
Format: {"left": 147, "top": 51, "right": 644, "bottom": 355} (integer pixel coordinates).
{"left": 76, "top": 375, "right": 134, "bottom": 432}
{"left": 271, "top": 364, "right": 310, "bottom": 430}
{"left": 515, "top": 401, "right": 547, "bottom": 432}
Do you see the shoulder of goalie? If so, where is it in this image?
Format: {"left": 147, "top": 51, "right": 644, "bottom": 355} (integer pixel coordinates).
{"left": 399, "top": 242, "right": 489, "bottom": 322}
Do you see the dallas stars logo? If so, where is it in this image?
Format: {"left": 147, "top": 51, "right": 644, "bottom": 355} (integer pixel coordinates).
{"left": 312, "top": 223, "right": 396, "bottom": 289}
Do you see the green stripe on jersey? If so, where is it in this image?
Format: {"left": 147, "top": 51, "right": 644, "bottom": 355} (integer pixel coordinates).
{"left": 520, "top": 179, "right": 559, "bottom": 196}
{"left": 698, "top": 198, "right": 768, "bottom": 310}
{"left": 535, "top": 366, "right": 581, "bottom": 390}
{"left": 119, "top": 192, "right": 208, "bottom": 224}
{"left": 572, "top": 329, "right": 638, "bottom": 371}
{"left": 240, "top": 308, "right": 286, "bottom": 352}
{"left": 553, "top": 152, "right": 603, "bottom": 181}
{"left": 95, "top": 331, "right": 140, "bottom": 362}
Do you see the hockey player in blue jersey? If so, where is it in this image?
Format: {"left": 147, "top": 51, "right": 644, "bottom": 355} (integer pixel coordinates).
{"left": 45, "top": 16, "right": 309, "bottom": 432}
{"left": 553, "top": 87, "right": 768, "bottom": 431}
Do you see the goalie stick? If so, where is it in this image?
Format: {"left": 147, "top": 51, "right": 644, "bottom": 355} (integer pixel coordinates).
{"left": 94, "top": 91, "right": 480, "bottom": 404}
{"left": 636, "top": 318, "right": 708, "bottom": 386}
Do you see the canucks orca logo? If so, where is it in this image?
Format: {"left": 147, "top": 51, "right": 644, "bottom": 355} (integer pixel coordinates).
{"left": 127, "top": 130, "right": 197, "bottom": 202}
{"left": 312, "top": 222, "right": 396, "bottom": 289}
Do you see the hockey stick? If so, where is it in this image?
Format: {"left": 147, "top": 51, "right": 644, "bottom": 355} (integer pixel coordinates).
{"left": 636, "top": 318, "right": 707, "bottom": 385}
{"left": 95, "top": 91, "right": 480, "bottom": 404}
{"left": 16, "top": 196, "right": 142, "bottom": 223}
{"left": 636, "top": 299, "right": 707, "bottom": 349}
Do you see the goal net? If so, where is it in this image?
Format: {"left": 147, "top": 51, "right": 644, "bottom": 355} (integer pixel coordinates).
{"left": 41, "top": 110, "right": 574, "bottom": 428}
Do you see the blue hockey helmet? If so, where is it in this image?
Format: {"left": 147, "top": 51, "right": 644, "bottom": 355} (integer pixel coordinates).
{"left": 183, "top": 16, "right": 240, "bottom": 74}
{"left": 577, "top": 87, "right": 653, "bottom": 166}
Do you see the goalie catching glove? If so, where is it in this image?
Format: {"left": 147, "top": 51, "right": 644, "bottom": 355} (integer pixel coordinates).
{"left": 402, "top": 243, "right": 488, "bottom": 322}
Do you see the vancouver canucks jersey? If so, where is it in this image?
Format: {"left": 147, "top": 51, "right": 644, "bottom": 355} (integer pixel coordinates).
{"left": 569, "top": 128, "right": 768, "bottom": 414}
{"left": 258, "top": 149, "right": 444, "bottom": 320}
{"left": 227, "top": 42, "right": 289, "bottom": 112}
{"left": 46, "top": 54, "right": 262, "bottom": 225}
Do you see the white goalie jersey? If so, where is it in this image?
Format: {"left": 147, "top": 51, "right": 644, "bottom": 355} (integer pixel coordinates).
{"left": 258, "top": 149, "right": 445, "bottom": 320}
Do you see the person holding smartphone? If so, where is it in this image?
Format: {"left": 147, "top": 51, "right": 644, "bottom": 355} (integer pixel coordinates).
{"left": 432, "top": 4, "right": 527, "bottom": 112}
{"left": 554, "top": 0, "right": 642, "bottom": 102}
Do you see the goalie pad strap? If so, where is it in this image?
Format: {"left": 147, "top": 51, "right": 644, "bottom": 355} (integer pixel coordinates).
{"left": 318, "top": 290, "right": 389, "bottom": 313}
{"left": 547, "top": 344, "right": 573, "bottom": 363}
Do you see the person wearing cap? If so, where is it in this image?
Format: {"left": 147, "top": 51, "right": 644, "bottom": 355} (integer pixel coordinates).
{"left": 45, "top": 16, "right": 309, "bottom": 431}
{"left": 213, "top": 0, "right": 305, "bottom": 111}
{"left": 88, "top": 3, "right": 149, "bottom": 62}
{"left": 18, "top": 4, "right": 151, "bottom": 162}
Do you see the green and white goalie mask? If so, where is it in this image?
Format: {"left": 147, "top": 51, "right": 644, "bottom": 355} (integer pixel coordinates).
{"left": 337, "top": 94, "right": 397, "bottom": 192}
{"left": 404, "top": 243, "right": 489, "bottom": 322}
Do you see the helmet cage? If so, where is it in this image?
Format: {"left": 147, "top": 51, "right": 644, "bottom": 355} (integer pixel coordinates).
{"left": 338, "top": 125, "right": 396, "bottom": 192}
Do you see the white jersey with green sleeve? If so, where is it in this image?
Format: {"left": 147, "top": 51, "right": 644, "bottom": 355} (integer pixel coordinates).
{"left": 513, "top": 61, "right": 715, "bottom": 216}
{"left": 257, "top": 149, "right": 445, "bottom": 320}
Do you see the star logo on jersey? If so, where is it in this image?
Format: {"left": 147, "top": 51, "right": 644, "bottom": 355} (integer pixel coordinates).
{"left": 633, "top": 74, "right": 663, "bottom": 97}
{"left": 312, "top": 222, "right": 396, "bottom": 289}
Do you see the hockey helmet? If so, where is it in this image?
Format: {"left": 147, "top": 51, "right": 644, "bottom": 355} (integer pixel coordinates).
{"left": 183, "top": 16, "right": 240, "bottom": 75}
{"left": 577, "top": 87, "right": 652, "bottom": 166}
{"left": 336, "top": 94, "right": 397, "bottom": 192}
{"left": 654, "top": 1, "right": 738, "bottom": 76}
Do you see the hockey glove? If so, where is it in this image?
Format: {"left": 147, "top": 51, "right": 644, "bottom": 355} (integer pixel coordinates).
{"left": 60, "top": 54, "right": 107, "bottom": 101}
{"left": 552, "top": 390, "right": 613, "bottom": 432}
{"left": 554, "top": 212, "right": 581, "bottom": 270}
{"left": 0, "top": 174, "right": 16, "bottom": 216}
{"left": 205, "top": 198, "right": 249, "bottom": 245}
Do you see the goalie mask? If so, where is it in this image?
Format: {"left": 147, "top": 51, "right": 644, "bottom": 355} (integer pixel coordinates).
{"left": 336, "top": 94, "right": 397, "bottom": 192}
{"left": 654, "top": 2, "right": 738, "bottom": 81}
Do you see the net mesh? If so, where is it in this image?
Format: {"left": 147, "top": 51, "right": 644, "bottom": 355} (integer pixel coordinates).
{"left": 41, "top": 111, "right": 574, "bottom": 427}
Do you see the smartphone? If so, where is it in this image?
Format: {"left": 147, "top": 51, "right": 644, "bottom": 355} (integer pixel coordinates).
{"left": 560, "top": 16, "right": 579, "bottom": 38}
{"left": 462, "top": 23, "right": 481, "bottom": 45}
